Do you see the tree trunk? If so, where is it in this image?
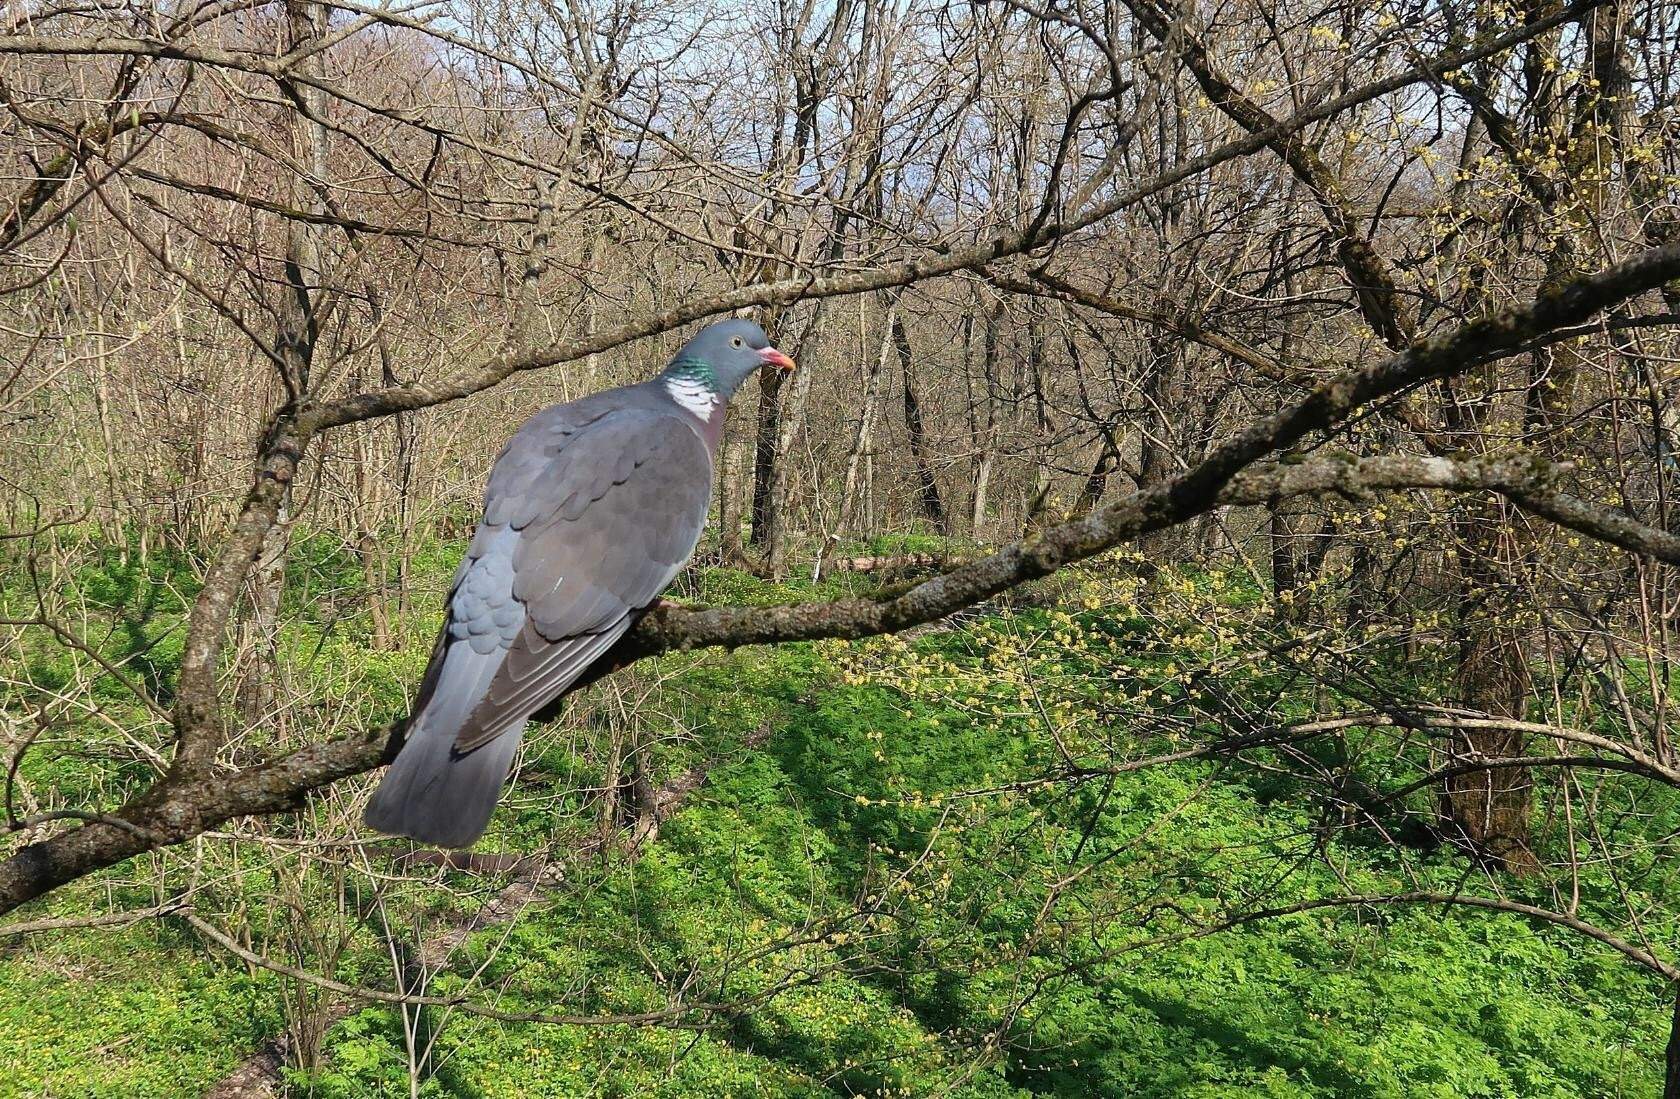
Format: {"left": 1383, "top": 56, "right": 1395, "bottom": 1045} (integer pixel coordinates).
{"left": 718, "top": 416, "right": 751, "bottom": 567}
{"left": 894, "top": 310, "right": 947, "bottom": 535}
{"left": 1665, "top": 986, "right": 1680, "bottom": 1099}
{"left": 1022, "top": 308, "right": 1060, "bottom": 534}
{"left": 754, "top": 309, "right": 820, "bottom": 577}
{"left": 239, "top": 0, "right": 327, "bottom": 730}
{"left": 237, "top": 501, "right": 290, "bottom": 729}
{"left": 748, "top": 365, "right": 784, "bottom": 554}
{"left": 1437, "top": 12, "right": 1627, "bottom": 875}
{"left": 1075, "top": 438, "right": 1120, "bottom": 515}
{"left": 1269, "top": 498, "right": 1309, "bottom": 622}
{"left": 1135, "top": 329, "right": 1187, "bottom": 558}
{"left": 766, "top": 331, "right": 816, "bottom": 577}
{"left": 968, "top": 300, "right": 1003, "bottom": 540}
{"left": 1444, "top": 535, "right": 1539, "bottom": 873}
{"left": 818, "top": 298, "right": 894, "bottom": 574}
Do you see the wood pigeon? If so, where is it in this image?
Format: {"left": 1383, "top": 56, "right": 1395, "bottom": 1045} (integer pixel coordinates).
{"left": 364, "top": 319, "right": 795, "bottom": 847}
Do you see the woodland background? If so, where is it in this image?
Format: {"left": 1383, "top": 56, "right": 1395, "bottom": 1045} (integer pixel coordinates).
{"left": 3, "top": 0, "right": 1680, "bottom": 1094}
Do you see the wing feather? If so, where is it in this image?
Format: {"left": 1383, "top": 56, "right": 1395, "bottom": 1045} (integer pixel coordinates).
{"left": 451, "top": 406, "right": 712, "bottom": 751}
{"left": 451, "top": 625, "right": 628, "bottom": 753}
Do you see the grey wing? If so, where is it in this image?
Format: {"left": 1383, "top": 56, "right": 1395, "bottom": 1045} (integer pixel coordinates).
{"left": 452, "top": 409, "right": 713, "bottom": 751}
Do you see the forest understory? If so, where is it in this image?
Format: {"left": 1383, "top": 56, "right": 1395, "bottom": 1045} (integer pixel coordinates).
{"left": 0, "top": 531, "right": 1674, "bottom": 1097}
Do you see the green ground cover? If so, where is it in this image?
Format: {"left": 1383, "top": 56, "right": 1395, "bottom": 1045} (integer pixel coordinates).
{"left": 0, "top": 534, "right": 1670, "bottom": 1097}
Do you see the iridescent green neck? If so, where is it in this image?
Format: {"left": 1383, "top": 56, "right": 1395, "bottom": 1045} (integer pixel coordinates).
{"left": 665, "top": 358, "right": 719, "bottom": 391}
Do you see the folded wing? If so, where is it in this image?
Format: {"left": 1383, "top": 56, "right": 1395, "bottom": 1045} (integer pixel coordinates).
{"left": 364, "top": 401, "right": 712, "bottom": 845}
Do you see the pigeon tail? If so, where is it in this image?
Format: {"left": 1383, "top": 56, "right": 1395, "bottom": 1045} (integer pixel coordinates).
{"left": 364, "top": 641, "right": 524, "bottom": 848}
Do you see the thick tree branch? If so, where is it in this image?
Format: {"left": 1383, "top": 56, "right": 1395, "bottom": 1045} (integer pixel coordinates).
{"left": 1, "top": 239, "right": 1675, "bottom": 918}
{"left": 618, "top": 245, "right": 1680, "bottom": 657}
{"left": 1222, "top": 453, "right": 1680, "bottom": 563}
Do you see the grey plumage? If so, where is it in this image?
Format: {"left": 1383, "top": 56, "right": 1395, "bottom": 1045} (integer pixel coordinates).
{"left": 365, "top": 320, "right": 793, "bottom": 847}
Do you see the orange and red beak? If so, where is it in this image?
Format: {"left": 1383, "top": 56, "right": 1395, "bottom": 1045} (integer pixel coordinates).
{"left": 757, "top": 346, "right": 796, "bottom": 373}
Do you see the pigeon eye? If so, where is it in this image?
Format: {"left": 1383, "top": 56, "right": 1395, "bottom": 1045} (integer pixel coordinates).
{"left": 730, "top": 336, "right": 743, "bottom": 348}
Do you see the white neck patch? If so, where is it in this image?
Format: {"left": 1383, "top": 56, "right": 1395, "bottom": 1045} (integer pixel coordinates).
{"left": 666, "top": 376, "right": 718, "bottom": 417}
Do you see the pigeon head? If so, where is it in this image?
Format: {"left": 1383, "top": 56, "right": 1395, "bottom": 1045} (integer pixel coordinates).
{"left": 661, "top": 319, "right": 794, "bottom": 415}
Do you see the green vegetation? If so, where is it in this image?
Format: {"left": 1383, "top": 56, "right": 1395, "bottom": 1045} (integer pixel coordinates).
{"left": 0, "top": 534, "right": 1672, "bottom": 1097}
